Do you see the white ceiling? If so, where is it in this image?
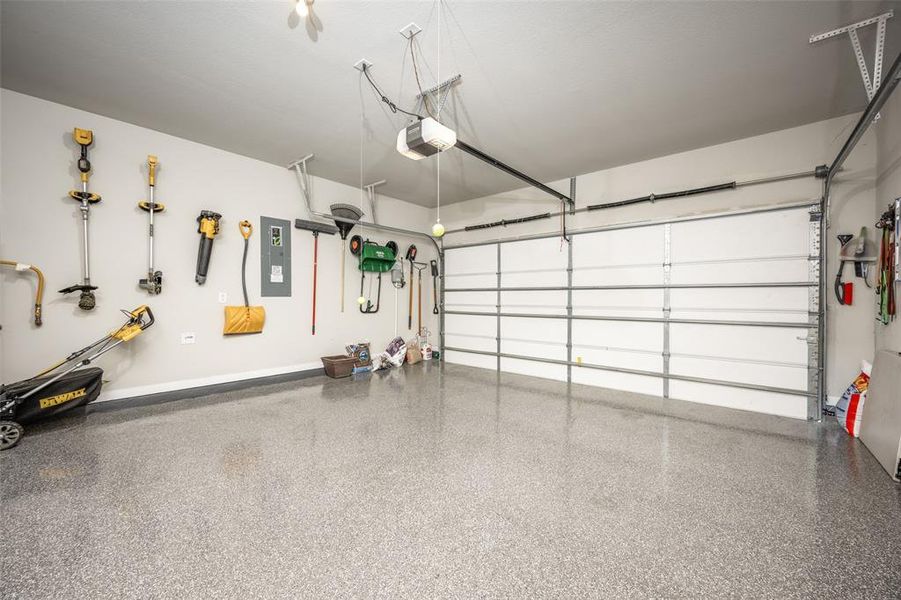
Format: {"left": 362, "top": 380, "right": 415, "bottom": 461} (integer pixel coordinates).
{"left": 2, "top": 1, "right": 899, "bottom": 207}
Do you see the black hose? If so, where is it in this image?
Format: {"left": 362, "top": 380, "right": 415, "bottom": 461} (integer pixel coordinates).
{"left": 241, "top": 237, "right": 249, "bottom": 307}
{"left": 587, "top": 182, "right": 737, "bottom": 211}
{"left": 465, "top": 212, "right": 552, "bottom": 232}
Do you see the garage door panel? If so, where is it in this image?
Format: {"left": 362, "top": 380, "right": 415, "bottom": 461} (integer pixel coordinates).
{"left": 573, "top": 227, "right": 665, "bottom": 286}
{"left": 572, "top": 320, "right": 663, "bottom": 352}
{"left": 668, "top": 381, "right": 807, "bottom": 419}
{"left": 572, "top": 369, "right": 663, "bottom": 397}
{"left": 502, "top": 238, "right": 568, "bottom": 287}
{"left": 573, "top": 289, "right": 664, "bottom": 318}
{"left": 502, "top": 290, "right": 567, "bottom": 315}
{"left": 671, "top": 260, "right": 809, "bottom": 285}
{"left": 670, "top": 323, "right": 807, "bottom": 364}
{"left": 670, "top": 356, "right": 807, "bottom": 390}
{"left": 671, "top": 210, "right": 809, "bottom": 261}
{"left": 501, "top": 358, "right": 567, "bottom": 382}
{"left": 570, "top": 347, "right": 662, "bottom": 373}
{"left": 445, "top": 350, "right": 496, "bottom": 371}
{"left": 444, "top": 244, "right": 497, "bottom": 288}
{"left": 445, "top": 291, "right": 496, "bottom": 312}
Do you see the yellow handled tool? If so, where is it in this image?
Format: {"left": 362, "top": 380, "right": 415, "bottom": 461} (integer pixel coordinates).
{"left": 60, "top": 127, "right": 101, "bottom": 310}
{"left": 224, "top": 220, "right": 265, "bottom": 335}
{"left": 195, "top": 210, "right": 221, "bottom": 284}
{"left": 138, "top": 155, "right": 165, "bottom": 294}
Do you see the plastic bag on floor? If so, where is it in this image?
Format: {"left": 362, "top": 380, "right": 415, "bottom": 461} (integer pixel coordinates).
{"left": 372, "top": 336, "right": 406, "bottom": 371}
{"left": 834, "top": 360, "right": 871, "bottom": 437}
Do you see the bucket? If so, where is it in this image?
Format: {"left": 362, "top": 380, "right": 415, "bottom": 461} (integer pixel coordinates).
{"left": 321, "top": 355, "right": 356, "bottom": 378}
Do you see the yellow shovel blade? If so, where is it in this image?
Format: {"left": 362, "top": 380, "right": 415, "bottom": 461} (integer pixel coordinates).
{"left": 223, "top": 306, "right": 265, "bottom": 335}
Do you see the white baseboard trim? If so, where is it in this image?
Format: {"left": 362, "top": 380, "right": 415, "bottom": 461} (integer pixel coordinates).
{"left": 97, "top": 361, "right": 323, "bottom": 403}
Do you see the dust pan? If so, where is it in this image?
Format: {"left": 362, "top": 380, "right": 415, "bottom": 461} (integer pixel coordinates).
{"left": 224, "top": 220, "right": 265, "bottom": 335}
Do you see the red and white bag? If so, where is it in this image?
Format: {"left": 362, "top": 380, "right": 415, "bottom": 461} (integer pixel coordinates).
{"left": 834, "top": 361, "right": 871, "bottom": 437}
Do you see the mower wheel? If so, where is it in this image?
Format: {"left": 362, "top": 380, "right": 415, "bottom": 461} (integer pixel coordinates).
{"left": 0, "top": 421, "right": 23, "bottom": 450}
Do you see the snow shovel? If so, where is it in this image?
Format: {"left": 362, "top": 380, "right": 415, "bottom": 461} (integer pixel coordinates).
{"left": 224, "top": 221, "right": 265, "bottom": 335}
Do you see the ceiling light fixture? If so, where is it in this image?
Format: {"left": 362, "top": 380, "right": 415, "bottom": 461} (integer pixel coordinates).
{"left": 295, "top": 0, "right": 312, "bottom": 18}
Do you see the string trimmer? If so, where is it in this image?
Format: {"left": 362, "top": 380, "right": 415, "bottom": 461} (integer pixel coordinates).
{"left": 195, "top": 210, "right": 221, "bottom": 284}
{"left": 138, "top": 155, "right": 165, "bottom": 294}
{"left": 59, "top": 128, "right": 101, "bottom": 311}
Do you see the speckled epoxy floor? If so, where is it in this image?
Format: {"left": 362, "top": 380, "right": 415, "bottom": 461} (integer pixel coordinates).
{"left": 1, "top": 362, "right": 900, "bottom": 599}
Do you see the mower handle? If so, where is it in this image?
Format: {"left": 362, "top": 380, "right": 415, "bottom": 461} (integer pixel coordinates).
{"left": 122, "top": 305, "right": 155, "bottom": 330}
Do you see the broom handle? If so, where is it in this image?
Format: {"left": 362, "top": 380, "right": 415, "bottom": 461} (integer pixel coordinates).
{"left": 418, "top": 268, "right": 422, "bottom": 335}
{"left": 408, "top": 261, "right": 414, "bottom": 329}
{"left": 312, "top": 234, "right": 319, "bottom": 335}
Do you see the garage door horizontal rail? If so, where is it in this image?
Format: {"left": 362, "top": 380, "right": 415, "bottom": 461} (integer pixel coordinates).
{"left": 444, "top": 346, "right": 816, "bottom": 398}
{"left": 444, "top": 309, "right": 816, "bottom": 329}
{"left": 445, "top": 281, "right": 816, "bottom": 293}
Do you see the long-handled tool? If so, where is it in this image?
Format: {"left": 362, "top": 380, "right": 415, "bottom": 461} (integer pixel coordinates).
{"left": 138, "top": 155, "right": 165, "bottom": 294}
{"left": 413, "top": 261, "right": 427, "bottom": 335}
{"left": 195, "top": 210, "right": 222, "bottom": 284}
{"left": 405, "top": 244, "right": 417, "bottom": 329}
{"left": 59, "top": 128, "right": 101, "bottom": 311}
{"left": 430, "top": 259, "right": 439, "bottom": 315}
{"left": 0, "top": 261, "right": 45, "bottom": 326}
{"left": 0, "top": 305, "right": 154, "bottom": 450}
{"left": 329, "top": 203, "right": 363, "bottom": 312}
{"left": 224, "top": 221, "right": 266, "bottom": 335}
{"left": 294, "top": 219, "right": 339, "bottom": 335}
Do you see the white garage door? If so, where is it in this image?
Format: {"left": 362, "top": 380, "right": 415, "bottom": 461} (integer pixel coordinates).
{"left": 443, "top": 202, "right": 821, "bottom": 420}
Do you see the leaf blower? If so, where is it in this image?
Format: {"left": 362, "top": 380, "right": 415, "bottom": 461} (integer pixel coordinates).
{"left": 195, "top": 210, "right": 221, "bottom": 284}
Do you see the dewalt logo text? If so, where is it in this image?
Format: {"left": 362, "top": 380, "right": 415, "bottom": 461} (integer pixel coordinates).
{"left": 39, "top": 388, "right": 86, "bottom": 409}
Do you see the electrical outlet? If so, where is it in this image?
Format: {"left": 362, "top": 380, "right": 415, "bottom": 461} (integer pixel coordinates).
{"left": 218, "top": 292, "right": 227, "bottom": 304}
{"left": 181, "top": 332, "right": 196, "bottom": 345}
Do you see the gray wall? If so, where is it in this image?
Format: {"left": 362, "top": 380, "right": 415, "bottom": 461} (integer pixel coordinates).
{"left": 0, "top": 90, "right": 438, "bottom": 399}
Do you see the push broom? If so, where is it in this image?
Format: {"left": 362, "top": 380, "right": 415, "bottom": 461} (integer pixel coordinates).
{"left": 294, "top": 219, "right": 338, "bottom": 334}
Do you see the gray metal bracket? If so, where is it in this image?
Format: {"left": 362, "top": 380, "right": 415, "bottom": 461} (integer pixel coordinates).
{"left": 810, "top": 10, "right": 893, "bottom": 119}
{"left": 807, "top": 205, "right": 823, "bottom": 420}
{"left": 364, "top": 180, "right": 387, "bottom": 225}
{"left": 414, "top": 73, "right": 462, "bottom": 119}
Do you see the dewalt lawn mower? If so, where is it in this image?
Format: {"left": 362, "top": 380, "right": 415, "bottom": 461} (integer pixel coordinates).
{"left": 0, "top": 305, "right": 155, "bottom": 450}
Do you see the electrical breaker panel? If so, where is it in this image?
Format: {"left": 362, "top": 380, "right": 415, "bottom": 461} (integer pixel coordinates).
{"left": 260, "top": 216, "right": 291, "bottom": 297}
